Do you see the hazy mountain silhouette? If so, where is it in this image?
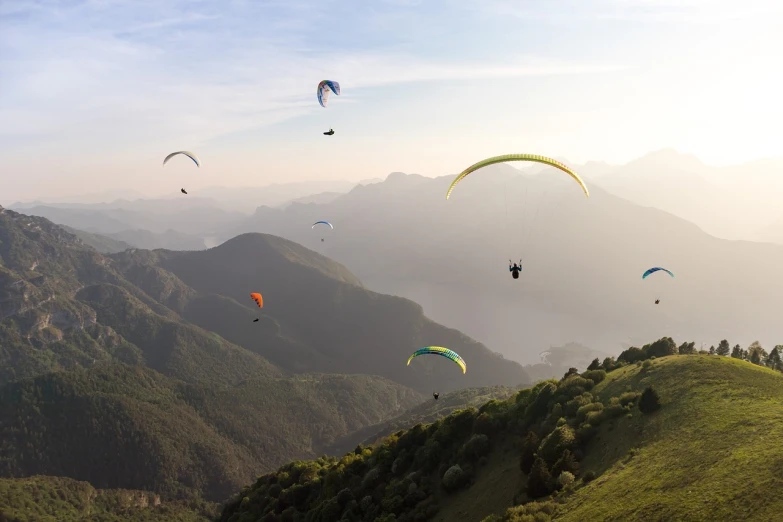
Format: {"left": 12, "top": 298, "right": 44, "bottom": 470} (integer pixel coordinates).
{"left": 13, "top": 203, "right": 244, "bottom": 237}
{"left": 590, "top": 149, "right": 783, "bottom": 240}
{"left": 215, "top": 167, "right": 783, "bottom": 363}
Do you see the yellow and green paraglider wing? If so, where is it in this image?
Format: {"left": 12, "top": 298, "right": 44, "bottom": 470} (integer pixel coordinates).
{"left": 445, "top": 154, "right": 589, "bottom": 200}
{"left": 406, "top": 346, "right": 466, "bottom": 374}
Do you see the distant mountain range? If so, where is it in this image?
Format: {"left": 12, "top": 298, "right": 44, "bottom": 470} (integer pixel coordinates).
{"left": 211, "top": 164, "right": 783, "bottom": 363}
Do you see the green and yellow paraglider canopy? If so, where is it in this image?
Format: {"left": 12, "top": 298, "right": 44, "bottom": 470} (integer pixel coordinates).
{"left": 445, "top": 154, "right": 589, "bottom": 200}
{"left": 407, "top": 346, "right": 466, "bottom": 374}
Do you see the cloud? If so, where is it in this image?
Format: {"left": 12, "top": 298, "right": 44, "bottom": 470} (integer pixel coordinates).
{"left": 476, "top": 0, "right": 783, "bottom": 24}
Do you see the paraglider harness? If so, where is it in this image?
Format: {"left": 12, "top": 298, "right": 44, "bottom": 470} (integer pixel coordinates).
{"left": 509, "top": 260, "right": 522, "bottom": 279}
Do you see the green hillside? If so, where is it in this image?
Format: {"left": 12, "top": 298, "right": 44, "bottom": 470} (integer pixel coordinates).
{"left": 0, "top": 364, "right": 422, "bottom": 503}
{"left": 0, "top": 475, "right": 216, "bottom": 522}
{"left": 218, "top": 351, "right": 783, "bottom": 522}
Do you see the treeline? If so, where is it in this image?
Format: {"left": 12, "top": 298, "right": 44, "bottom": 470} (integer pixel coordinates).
{"left": 585, "top": 337, "right": 783, "bottom": 373}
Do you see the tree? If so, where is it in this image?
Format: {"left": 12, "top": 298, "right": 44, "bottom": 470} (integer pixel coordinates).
{"left": 519, "top": 432, "right": 539, "bottom": 474}
{"left": 644, "top": 337, "right": 678, "bottom": 358}
{"left": 716, "top": 340, "right": 730, "bottom": 357}
{"left": 678, "top": 342, "right": 696, "bottom": 355}
{"left": 709, "top": 345, "right": 716, "bottom": 355}
{"left": 562, "top": 367, "right": 579, "bottom": 380}
{"left": 526, "top": 457, "right": 553, "bottom": 498}
{"left": 748, "top": 341, "right": 767, "bottom": 366}
{"left": 587, "top": 358, "right": 601, "bottom": 371}
{"left": 552, "top": 449, "right": 580, "bottom": 477}
{"left": 639, "top": 386, "right": 661, "bottom": 414}
{"left": 731, "top": 344, "right": 742, "bottom": 359}
{"left": 766, "top": 346, "right": 783, "bottom": 372}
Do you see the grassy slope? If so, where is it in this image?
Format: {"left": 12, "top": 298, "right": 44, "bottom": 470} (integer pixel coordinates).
{"left": 553, "top": 355, "right": 783, "bottom": 521}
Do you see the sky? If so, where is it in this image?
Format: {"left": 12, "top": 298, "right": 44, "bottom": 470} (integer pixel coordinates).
{"left": 2, "top": 0, "right": 782, "bottom": 202}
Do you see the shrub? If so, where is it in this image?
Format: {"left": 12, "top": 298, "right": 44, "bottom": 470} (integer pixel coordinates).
{"left": 619, "top": 391, "right": 639, "bottom": 406}
{"left": 575, "top": 422, "right": 597, "bottom": 443}
{"left": 473, "top": 412, "right": 497, "bottom": 437}
{"left": 551, "top": 449, "right": 580, "bottom": 477}
{"left": 361, "top": 468, "right": 381, "bottom": 490}
{"left": 557, "top": 471, "right": 575, "bottom": 489}
{"left": 601, "top": 403, "right": 626, "bottom": 421}
{"left": 442, "top": 464, "right": 468, "bottom": 493}
{"left": 576, "top": 402, "right": 603, "bottom": 424}
{"left": 462, "top": 434, "right": 490, "bottom": 462}
{"left": 639, "top": 386, "right": 661, "bottom": 414}
{"left": 538, "top": 425, "right": 576, "bottom": 464}
{"left": 582, "top": 470, "right": 596, "bottom": 483}
{"left": 581, "top": 369, "right": 606, "bottom": 385}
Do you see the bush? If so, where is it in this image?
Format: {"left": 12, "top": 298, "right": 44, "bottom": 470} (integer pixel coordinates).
{"left": 442, "top": 464, "right": 468, "bottom": 492}
{"left": 582, "top": 470, "right": 596, "bottom": 483}
{"left": 639, "top": 386, "right": 661, "bottom": 414}
{"left": 557, "top": 471, "right": 575, "bottom": 489}
{"left": 499, "top": 501, "right": 559, "bottom": 521}
{"left": 551, "top": 449, "right": 580, "bottom": 477}
{"left": 619, "top": 391, "right": 640, "bottom": 407}
{"left": 538, "top": 425, "right": 576, "bottom": 464}
{"left": 473, "top": 412, "right": 497, "bottom": 437}
{"left": 462, "top": 434, "right": 490, "bottom": 462}
{"left": 362, "top": 468, "right": 381, "bottom": 490}
{"left": 576, "top": 402, "right": 603, "bottom": 424}
{"left": 581, "top": 369, "right": 606, "bottom": 385}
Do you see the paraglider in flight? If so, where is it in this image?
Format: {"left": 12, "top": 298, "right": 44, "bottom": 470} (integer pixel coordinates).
{"left": 642, "top": 267, "right": 674, "bottom": 279}
{"left": 250, "top": 292, "right": 263, "bottom": 321}
{"left": 317, "top": 80, "right": 340, "bottom": 108}
{"left": 324, "top": 129, "right": 335, "bottom": 136}
{"left": 312, "top": 220, "right": 333, "bottom": 242}
{"left": 163, "top": 151, "right": 199, "bottom": 194}
{"left": 445, "top": 154, "right": 589, "bottom": 200}
{"left": 407, "top": 346, "right": 466, "bottom": 374}
{"left": 163, "top": 151, "right": 201, "bottom": 168}
{"left": 642, "top": 267, "right": 674, "bottom": 305}
{"left": 509, "top": 260, "right": 522, "bottom": 280}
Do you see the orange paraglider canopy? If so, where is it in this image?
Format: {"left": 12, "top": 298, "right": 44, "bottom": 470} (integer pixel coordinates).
{"left": 250, "top": 292, "right": 263, "bottom": 308}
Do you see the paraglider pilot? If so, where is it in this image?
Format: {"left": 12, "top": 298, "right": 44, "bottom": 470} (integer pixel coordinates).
{"left": 324, "top": 129, "right": 334, "bottom": 136}
{"left": 655, "top": 299, "right": 660, "bottom": 305}
{"left": 181, "top": 188, "right": 188, "bottom": 194}
{"left": 433, "top": 392, "right": 439, "bottom": 400}
{"left": 509, "top": 260, "right": 522, "bottom": 280}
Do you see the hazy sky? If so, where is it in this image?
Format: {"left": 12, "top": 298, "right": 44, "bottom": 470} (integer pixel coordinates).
{"left": 2, "top": 0, "right": 782, "bottom": 201}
